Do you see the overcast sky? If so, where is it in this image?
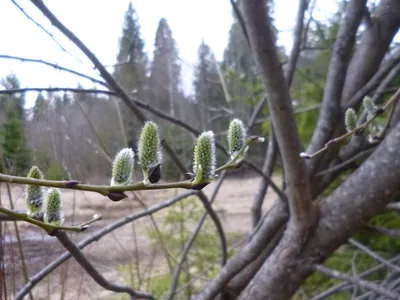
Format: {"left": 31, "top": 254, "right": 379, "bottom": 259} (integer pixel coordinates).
{"left": 0, "top": 0, "right": 339, "bottom": 108}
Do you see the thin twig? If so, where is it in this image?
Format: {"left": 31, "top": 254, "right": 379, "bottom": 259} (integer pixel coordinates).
{"left": 0, "top": 55, "right": 107, "bottom": 86}
{"left": 0, "top": 87, "right": 113, "bottom": 96}
{"left": 14, "top": 191, "right": 196, "bottom": 300}
{"left": 313, "top": 264, "right": 399, "bottom": 299}
{"left": 349, "top": 238, "right": 400, "bottom": 274}
{"left": 166, "top": 171, "right": 228, "bottom": 300}
{"left": 6, "top": 184, "right": 34, "bottom": 300}
{"left": 368, "top": 225, "right": 400, "bottom": 238}
{"left": 301, "top": 88, "right": 400, "bottom": 159}
{"left": 12, "top": 0, "right": 85, "bottom": 64}
{"left": 55, "top": 231, "right": 155, "bottom": 299}
{"left": 0, "top": 205, "right": 100, "bottom": 233}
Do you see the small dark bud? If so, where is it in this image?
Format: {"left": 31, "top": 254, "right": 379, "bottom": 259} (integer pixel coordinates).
{"left": 375, "top": 108, "right": 385, "bottom": 115}
{"left": 65, "top": 180, "right": 81, "bottom": 188}
{"left": 47, "top": 229, "right": 59, "bottom": 237}
{"left": 235, "top": 161, "right": 243, "bottom": 169}
{"left": 80, "top": 225, "right": 89, "bottom": 232}
{"left": 107, "top": 191, "right": 128, "bottom": 202}
{"left": 148, "top": 164, "right": 161, "bottom": 184}
{"left": 191, "top": 182, "right": 210, "bottom": 190}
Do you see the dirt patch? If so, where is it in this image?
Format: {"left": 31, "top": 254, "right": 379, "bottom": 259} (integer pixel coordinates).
{"left": 1, "top": 176, "right": 279, "bottom": 299}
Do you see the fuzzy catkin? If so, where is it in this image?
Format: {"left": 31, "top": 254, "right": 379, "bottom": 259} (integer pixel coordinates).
{"left": 138, "top": 121, "right": 162, "bottom": 171}
{"left": 26, "top": 166, "right": 44, "bottom": 218}
{"left": 193, "top": 131, "right": 216, "bottom": 182}
{"left": 228, "top": 118, "right": 246, "bottom": 156}
{"left": 111, "top": 148, "right": 134, "bottom": 186}
{"left": 44, "top": 188, "right": 64, "bottom": 226}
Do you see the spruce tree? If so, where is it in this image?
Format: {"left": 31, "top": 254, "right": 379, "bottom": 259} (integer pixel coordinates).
{"left": 0, "top": 74, "right": 25, "bottom": 121}
{"left": 0, "top": 102, "right": 31, "bottom": 174}
{"left": 114, "top": 2, "right": 147, "bottom": 148}
{"left": 193, "top": 41, "right": 225, "bottom": 131}
{"left": 149, "top": 18, "right": 181, "bottom": 118}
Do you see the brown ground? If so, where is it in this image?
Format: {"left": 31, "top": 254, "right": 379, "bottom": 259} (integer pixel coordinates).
{"left": 1, "top": 176, "right": 278, "bottom": 300}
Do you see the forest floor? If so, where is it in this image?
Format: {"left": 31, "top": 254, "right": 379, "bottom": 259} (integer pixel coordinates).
{"left": 1, "top": 175, "right": 279, "bottom": 300}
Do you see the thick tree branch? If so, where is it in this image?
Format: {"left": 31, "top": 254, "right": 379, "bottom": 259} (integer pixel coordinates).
{"left": 237, "top": 105, "right": 400, "bottom": 300}
{"left": 241, "top": 0, "right": 314, "bottom": 232}
{"left": 195, "top": 200, "right": 288, "bottom": 300}
{"left": 341, "top": 0, "right": 400, "bottom": 106}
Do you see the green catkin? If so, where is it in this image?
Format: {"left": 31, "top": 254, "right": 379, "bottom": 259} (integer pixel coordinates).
{"left": 111, "top": 148, "right": 135, "bottom": 186}
{"left": 345, "top": 108, "right": 357, "bottom": 133}
{"left": 193, "top": 131, "right": 216, "bottom": 183}
{"left": 138, "top": 121, "right": 162, "bottom": 184}
{"left": 26, "top": 166, "right": 44, "bottom": 218}
{"left": 44, "top": 188, "right": 64, "bottom": 226}
{"left": 228, "top": 118, "right": 246, "bottom": 157}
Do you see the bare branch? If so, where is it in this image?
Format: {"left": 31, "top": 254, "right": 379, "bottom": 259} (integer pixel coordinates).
{"left": 229, "top": 0, "right": 250, "bottom": 46}
{"left": 313, "top": 264, "right": 399, "bottom": 299}
{"left": 166, "top": 171, "right": 228, "bottom": 300}
{"left": 341, "top": 0, "right": 400, "bottom": 106}
{"left": 195, "top": 200, "right": 288, "bottom": 300}
{"left": 346, "top": 48, "right": 400, "bottom": 108}
{"left": 0, "top": 87, "right": 113, "bottom": 96}
{"left": 55, "top": 231, "right": 155, "bottom": 299}
{"left": 369, "top": 225, "right": 400, "bottom": 238}
{"left": 348, "top": 238, "right": 400, "bottom": 273}
{"left": 12, "top": 0, "right": 84, "bottom": 63}
{"left": 306, "top": 0, "right": 367, "bottom": 174}
{"left": 0, "top": 55, "right": 107, "bottom": 86}
{"left": 285, "top": 0, "right": 309, "bottom": 86}
{"left": 311, "top": 254, "right": 400, "bottom": 300}
{"left": 251, "top": 131, "right": 278, "bottom": 228}
{"left": 242, "top": 0, "right": 314, "bottom": 230}
{"left": 15, "top": 191, "right": 196, "bottom": 300}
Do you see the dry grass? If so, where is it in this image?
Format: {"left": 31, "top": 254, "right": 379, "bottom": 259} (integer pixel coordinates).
{"left": 0, "top": 175, "right": 279, "bottom": 299}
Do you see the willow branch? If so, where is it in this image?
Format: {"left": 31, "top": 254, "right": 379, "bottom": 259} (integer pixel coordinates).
{"left": 55, "top": 231, "right": 155, "bottom": 299}
{"left": 166, "top": 171, "right": 228, "bottom": 300}
{"left": 15, "top": 191, "right": 195, "bottom": 300}
{"left": 0, "top": 55, "right": 107, "bottom": 86}
{"left": 301, "top": 88, "right": 400, "bottom": 159}
{"left": 0, "top": 87, "right": 113, "bottom": 96}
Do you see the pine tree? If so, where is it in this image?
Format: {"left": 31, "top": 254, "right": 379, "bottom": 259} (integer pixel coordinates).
{"left": 0, "top": 102, "right": 31, "bottom": 175}
{"left": 115, "top": 2, "right": 147, "bottom": 92}
{"left": 114, "top": 2, "right": 147, "bottom": 149}
{"left": 149, "top": 18, "right": 181, "bottom": 118}
{"left": 193, "top": 41, "right": 225, "bottom": 131}
{"left": 33, "top": 93, "right": 48, "bottom": 122}
{"left": 0, "top": 74, "right": 25, "bottom": 121}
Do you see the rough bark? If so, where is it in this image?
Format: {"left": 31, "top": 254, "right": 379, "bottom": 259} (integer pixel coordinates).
{"left": 341, "top": 0, "right": 400, "bottom": 105}
{"left": 238, "top": 110, "right": 400, "bottom": 300}
{"left": 241, "top": 0, "right": 314, "bottom": 232}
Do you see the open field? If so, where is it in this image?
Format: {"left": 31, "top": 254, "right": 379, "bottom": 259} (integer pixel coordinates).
{"left": 1, "top": 176, "right": 278, "bottom": 299}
